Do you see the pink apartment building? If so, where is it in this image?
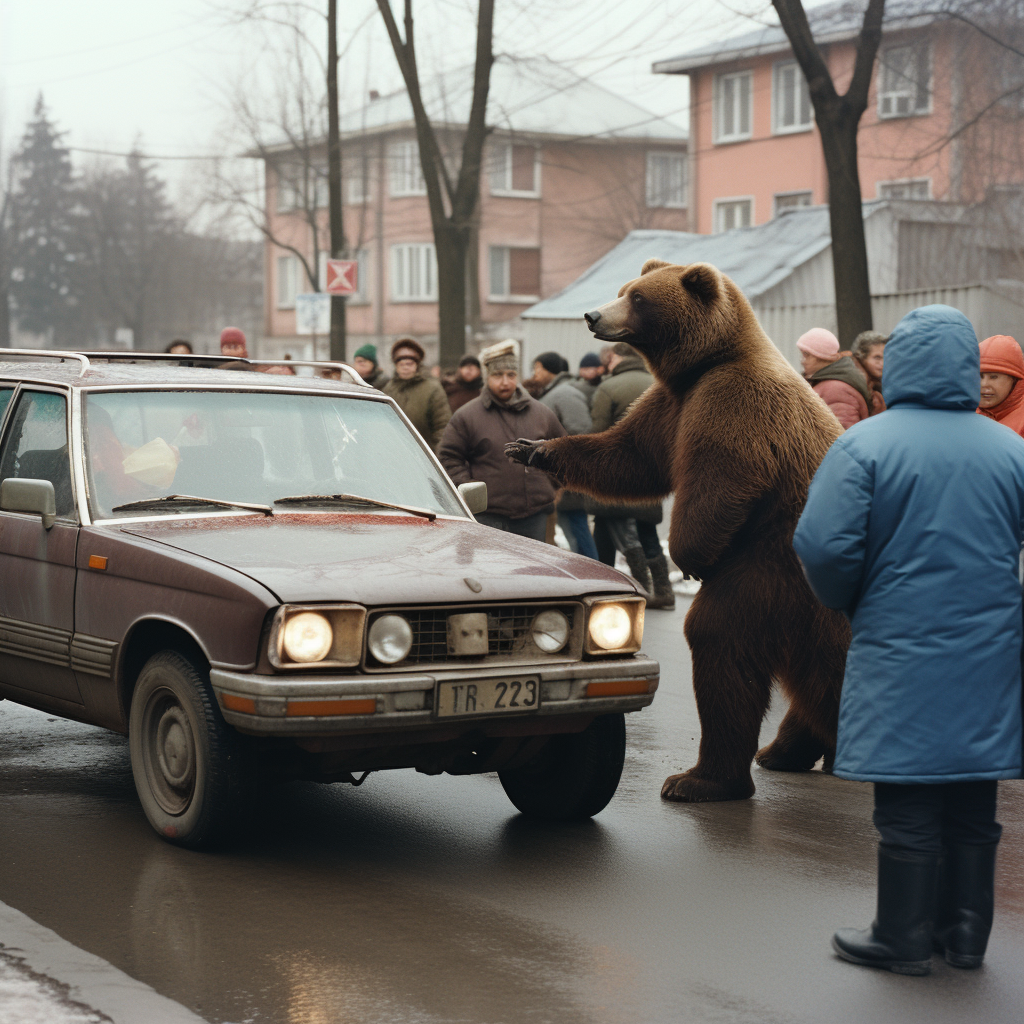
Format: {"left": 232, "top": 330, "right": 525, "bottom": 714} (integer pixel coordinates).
{"left": 653, "top": 0, "right": 1024, "bottom": 234}
{"left": 261, "top": 57, "right": 688, "bottom": 364}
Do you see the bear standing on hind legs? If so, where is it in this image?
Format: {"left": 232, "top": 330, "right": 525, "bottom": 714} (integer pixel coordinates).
{"left": 505, "top": 259, "right": 851, "bottom": 802}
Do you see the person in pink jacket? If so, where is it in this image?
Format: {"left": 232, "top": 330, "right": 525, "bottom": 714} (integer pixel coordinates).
{"left": 798, "top": 328, "right": 871, "bottom": 430}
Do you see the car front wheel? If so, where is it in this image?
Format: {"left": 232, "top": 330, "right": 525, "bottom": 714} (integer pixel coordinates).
{"left": 129, "top": 650, "right": 255, "bottom": 849}
{"left": 498, "top": 713, "right": 626, "bottom": 821}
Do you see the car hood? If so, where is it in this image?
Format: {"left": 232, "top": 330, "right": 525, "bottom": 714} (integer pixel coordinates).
{"left": 120, "top": 512, "right": 637, "bottom": 605}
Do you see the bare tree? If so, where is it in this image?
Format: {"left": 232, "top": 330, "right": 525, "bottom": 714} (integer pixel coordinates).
{"left": 772, "top": 0, "right": 886, "bottom": 345}
{"left": 376, "top": 0, "right": 495, "bottom": 366}
{"left": 326, "top": 0, "right": 347, "bottom": 360}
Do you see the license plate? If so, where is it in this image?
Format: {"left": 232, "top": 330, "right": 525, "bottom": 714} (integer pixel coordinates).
{"left": 436, "top": 677, "right": 541, "bottom": 717}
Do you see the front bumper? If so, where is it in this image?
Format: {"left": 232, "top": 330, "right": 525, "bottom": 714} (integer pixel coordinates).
{"left": 210, "top": 655, "right": 659, "bottom": 735}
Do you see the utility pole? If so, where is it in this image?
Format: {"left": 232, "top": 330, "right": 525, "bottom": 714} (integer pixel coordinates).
{"left": 327, "top": 0, "right": 346, "bottom": 361}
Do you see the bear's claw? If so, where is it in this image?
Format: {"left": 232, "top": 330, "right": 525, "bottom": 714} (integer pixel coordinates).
{"left": 660, "top": 772, "right": 755, "bottom": 802}
{"left": 504, "top": 438, "right": 548, "bottom": 468}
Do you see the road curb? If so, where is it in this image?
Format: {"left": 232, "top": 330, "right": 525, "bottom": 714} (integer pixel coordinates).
{"left": 0, "top": 899, "right": 206, "bottom": 1024}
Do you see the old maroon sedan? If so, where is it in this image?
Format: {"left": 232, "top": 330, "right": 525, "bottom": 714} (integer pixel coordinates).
{"left": 0, "top": 352, "right": 659, "bottom": 848}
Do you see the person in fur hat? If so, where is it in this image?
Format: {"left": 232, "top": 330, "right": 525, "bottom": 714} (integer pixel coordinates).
{"left": 383, "top": 336, "right": 451, "bottom": 450}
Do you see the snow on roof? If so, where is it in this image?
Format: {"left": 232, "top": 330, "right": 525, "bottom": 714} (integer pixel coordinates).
{"left": 523, "top": 205, "right": 844, "bottom": 319}
{"left": 340, "top": 55, "right": 686, "bottom": 142}
{"left": 652, "top": 0, "right": 942, "bottom": 74}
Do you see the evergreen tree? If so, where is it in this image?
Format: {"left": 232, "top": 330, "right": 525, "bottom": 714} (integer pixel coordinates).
{"left": 8, "top": 96, "right": 87, "bottom": 346}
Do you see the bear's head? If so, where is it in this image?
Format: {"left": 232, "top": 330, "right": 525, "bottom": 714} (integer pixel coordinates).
{"left": 583, "top": 259, "right": 747, "bottom": 387}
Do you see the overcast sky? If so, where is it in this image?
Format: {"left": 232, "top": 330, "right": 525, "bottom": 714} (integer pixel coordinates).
{"left": 0, "top": 0, "right": 803, "bottom": 210}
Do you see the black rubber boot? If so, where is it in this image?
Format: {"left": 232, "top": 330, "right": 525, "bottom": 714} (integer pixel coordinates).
{"left": 832, "top": 844, "right": 939, "bottom": 976}
{"left": 933, "top": 842, "right": 997, "bottom": 968}
{"left": 623, "top": 545, "right": 653, "bottom": 594}
{"left": 645, "top": 553, "right": 676, "bottom": 610}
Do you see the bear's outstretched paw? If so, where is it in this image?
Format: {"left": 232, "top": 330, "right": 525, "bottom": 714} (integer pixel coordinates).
{"left": 755, "top": 739, "right": 824, "bottom": 773}
{"left": 660, "top": 772, "right": 755, "bottom": 803}
{"left": 504, "top": 438, "right": 551, "bottom": 470}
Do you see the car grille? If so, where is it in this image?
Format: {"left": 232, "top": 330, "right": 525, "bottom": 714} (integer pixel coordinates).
{"left": 365, "top": 603, "right": 580, "bottom": 668}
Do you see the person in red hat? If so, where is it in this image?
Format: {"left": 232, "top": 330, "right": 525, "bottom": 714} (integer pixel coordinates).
{"left": 220, "top": 327, "right": 248, "bottom": 360}
{"left": 977, "top": 334, "right": 1024, "bottom": 437}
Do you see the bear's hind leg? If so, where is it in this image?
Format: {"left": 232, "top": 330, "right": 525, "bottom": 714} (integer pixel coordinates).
{"left": 755, "top": 705, "right": 827, "bottom": 772}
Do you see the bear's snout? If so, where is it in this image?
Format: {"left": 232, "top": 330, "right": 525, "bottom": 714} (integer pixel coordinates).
{"left": 584, "top": 310, "right": 602, "bottom": 330}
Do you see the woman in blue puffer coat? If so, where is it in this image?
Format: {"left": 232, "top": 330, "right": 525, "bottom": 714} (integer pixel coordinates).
{"left": 794, "top": 305, "right": 1024, "bottom": 976}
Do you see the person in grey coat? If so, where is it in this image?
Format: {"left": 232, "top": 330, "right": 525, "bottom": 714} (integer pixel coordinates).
{"left": 794, "top": 305, "right": 1024, "bottom": 975}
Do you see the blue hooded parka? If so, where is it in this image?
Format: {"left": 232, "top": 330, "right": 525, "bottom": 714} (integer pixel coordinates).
{"left": 793, "top": 305, "right": 1024, "bottom": 783}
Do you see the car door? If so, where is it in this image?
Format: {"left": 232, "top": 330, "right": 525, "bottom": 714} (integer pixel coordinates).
{"left": 0, "top": 387, "right": 81, "bottom": 704}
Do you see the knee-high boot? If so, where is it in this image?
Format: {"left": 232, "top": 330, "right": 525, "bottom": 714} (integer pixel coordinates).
{"left": 934, "top": 842, "right": 997, "bottom": 968}
{"left": 645, "top": 553, "right": 676, "bottom": 610}
{"left": 623, "top": 546, "right": 653, "bottom": 594}
{"left": 832, "top": 844, "right": 939, "bottom": 975}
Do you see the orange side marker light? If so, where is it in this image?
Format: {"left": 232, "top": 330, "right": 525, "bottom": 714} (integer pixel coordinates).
{"left": 286, "top": 698, "right": 376, "bottom": 717}
{"left": 586, "top": 679, "right": 650, "bottom": 698}
{"left": 88, "top": 555, "right": 108, "bottom": 570}
{"left": 221, "top": 694, "right": 257, "bottom": 714}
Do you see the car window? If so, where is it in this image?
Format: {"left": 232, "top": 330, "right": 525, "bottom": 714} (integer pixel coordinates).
{"left": 0, "top": 390, "right": 75, "bottom": 519}
{"left": 84, "top": 390, "right": 466, "bottom": 519}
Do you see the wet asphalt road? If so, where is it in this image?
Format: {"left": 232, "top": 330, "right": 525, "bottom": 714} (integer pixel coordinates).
{"left": 1, "top": 597, "right": 1022, "bottom": 1024}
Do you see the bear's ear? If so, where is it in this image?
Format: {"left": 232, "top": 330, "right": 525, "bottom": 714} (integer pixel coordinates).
{"left": 641, "top": 258, "right": 671, "bottom": 276}
{"left": 680, "top": 263, "right": 719, "bottom": 305}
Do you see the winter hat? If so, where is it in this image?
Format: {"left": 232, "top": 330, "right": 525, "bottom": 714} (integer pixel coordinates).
{"left": 480, "top": 339, "right": 519, "bottom": 375}
{"left": 979, "top": 335, "right": 1024, "bottom": 379}
{"left": 220, "top": 326, "right": 246, "bottom": 349}
{"left": 534, "top": 351, "right": 564, "bottom": 375}
{"left": 579, "top": 352, "right": 602, "bottom": 369}
{"left": 796, "top": 328, "right": 840, "bottom": 360}
{"left": 354, "top": 343, "right": 379, "bottom": 366}
{"left": 391, "top": 336, "right": 425, "bottom": 364}
{"left": 458, "top": 354, "right": 481, "bottom": 369}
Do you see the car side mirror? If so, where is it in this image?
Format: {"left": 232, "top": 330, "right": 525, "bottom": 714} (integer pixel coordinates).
{"left": 1, "top": 478, "right": 57, "bottom": 529}
{"left": 457, "top": 481, "right": 487, "bottom": 515}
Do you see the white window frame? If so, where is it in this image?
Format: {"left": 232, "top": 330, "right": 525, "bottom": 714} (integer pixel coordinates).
{"left": 488, "top": 245, "right": 541, "bottom": 303}
{"left": 390, "top": 243, "right": 437, "bottom": 302}
{"left": 276, "top": 254, "right": 300, "bottom": 309}
{"left": 713, "top": 196, "right": 754, "bottom": 233}
{"left": 488, "top": 141, "right": 541, "bottom": 197}
{"left": 645, "top": 151, "right": 687, "bottom": 209}
{"left": 772, "top": 61, "right": 813, "bottom": 134}
{"left": 876, "top": 177, "right": 932, "bottom": 200}
{"left": 713, "top": 70, "right": 753, "bottom": 144}
{"left": 773, "top": 190, "right": 813, "bottom": 216}
{"left": 389, "top": 140, "right": 426, "bottom": 197}
{"left": 346, "top": 156, "right": 371, "bottom": 205}
{"left": 877, "top": 39, "right": 932, "bottom": 119}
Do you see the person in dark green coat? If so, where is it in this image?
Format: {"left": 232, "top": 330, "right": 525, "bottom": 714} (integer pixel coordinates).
{"left": 383, "top": 337, "right": 451, "bottom": 451}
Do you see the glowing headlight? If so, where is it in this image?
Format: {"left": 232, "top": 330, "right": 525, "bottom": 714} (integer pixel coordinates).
{"left": 588, "top": 603, "right": 633, "bottom": 651}
{"left": 368, "top": 614, "right": 414, "bottom": 664}
{"left": 531, "top": 610, "right": 569, "bottom": 653}
{"left": 282, "top": 612, "right": 334, "bottom": 663}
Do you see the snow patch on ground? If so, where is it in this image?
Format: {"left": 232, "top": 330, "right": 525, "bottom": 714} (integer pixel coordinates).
{"left": 0, "top": 954, "right": 110, "bottom": 1024}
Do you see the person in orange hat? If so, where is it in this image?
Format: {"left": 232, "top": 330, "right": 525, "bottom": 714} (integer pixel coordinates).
{"left": 977, "top": 335, "right": 1024, "bottom": 437}
{"left": 219, "top": 326, "right": 248, "bottom": 360}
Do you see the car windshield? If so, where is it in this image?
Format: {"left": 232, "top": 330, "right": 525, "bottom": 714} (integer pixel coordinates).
{"left": 84, "top": 389, "right": 465, "bottom": 520}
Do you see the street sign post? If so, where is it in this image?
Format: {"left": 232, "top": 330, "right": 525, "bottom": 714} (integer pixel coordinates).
{"left": 325, "top": 259, "right": 358, "bottom": 295}
{"left": 294, "top": 293, "right": 331, "bottom": 335}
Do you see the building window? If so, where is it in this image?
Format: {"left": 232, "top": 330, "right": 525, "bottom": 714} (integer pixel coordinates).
{"left": 391, "top": 244, "right": 436, "bottom": 301}
{"left": 774, "top": 190, "right": 813, "bottom": 216}
{"left": 277, "top": 163, "right": 327, "bottom": 211}
{"left": 773, "top": 62, "right": 812, "bottom": 133}
{"left": 878, "top": 40, "right": 931, "bottom": 118}
{"left": 714, "top": 71, "right": 752, "bottom": 143}
{"left": 346, "top": 157, "right": 371, "bottom": 204}
{"left": 488, "top": 246, "right": 541, "bottom": 302}
{"left": 389, "top": 141, "right": 426, "bottom": 197}
{"left": 277, "top": 254, "right": 300, "bottom": 308}
{"left": 318, "top": 249, "right": 371, "bottom": 303}
{"left": 489, "top": 142, "right": 539, "bottom": 196}
{"left": 877, "top": 178, "right": 932, "bottom": 200}
{"left": 714, "top": 197, "right": 753, "bottom": 232}
{"left": 646, "top": 152, "right": 687, "bottom": 208}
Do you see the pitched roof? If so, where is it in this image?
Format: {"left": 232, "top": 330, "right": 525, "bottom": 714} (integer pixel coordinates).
{"left": 652, "top": 0, "right": 942, "bottom": 74}
{"left": 522, "top": 205, "right": 848, "bottom": 319}
{"left": 338, "top": 55, "right": 686, "bottom": 143}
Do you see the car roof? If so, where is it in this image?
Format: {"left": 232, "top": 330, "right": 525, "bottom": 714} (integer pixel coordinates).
{"left": 0, "top": 358, "right": 373, "bottom": 395}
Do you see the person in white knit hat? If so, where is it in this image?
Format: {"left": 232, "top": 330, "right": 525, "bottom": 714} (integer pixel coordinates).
{"left": 438, "top": 340, "right": 565, "bottom": 541}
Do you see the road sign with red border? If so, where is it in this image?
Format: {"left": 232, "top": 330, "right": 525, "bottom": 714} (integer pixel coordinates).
{"left": 325, "top": 259, "right": 358, "bottom": 295}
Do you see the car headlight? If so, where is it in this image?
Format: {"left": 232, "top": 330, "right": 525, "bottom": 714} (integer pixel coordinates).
{"left": 368, "top": 614, "right": 414, "bottom": 664}
{"left": 282, "top": 611, "right": 334, "bottom": 663}
{"left": 585, "top": 598, "right": 644, "bottom": 654}
{"left": 531, "top": 609, "right": 569, "bottom": 653}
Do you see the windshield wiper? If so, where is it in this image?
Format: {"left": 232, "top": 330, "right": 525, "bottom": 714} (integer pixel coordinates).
{"left": 110, "top": 494, "right": 274, "bottom": 515}
{"left": 273, "top": 492, "right": 436, "bottom": 521}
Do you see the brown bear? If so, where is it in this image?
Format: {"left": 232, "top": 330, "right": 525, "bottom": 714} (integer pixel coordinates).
{"left": 506, "top": 259, "right": 851, "bottom": 802}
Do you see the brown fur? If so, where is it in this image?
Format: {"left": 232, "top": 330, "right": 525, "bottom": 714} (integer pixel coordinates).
{"left": 514, "top": 259, "right": 851, "bottom": 801}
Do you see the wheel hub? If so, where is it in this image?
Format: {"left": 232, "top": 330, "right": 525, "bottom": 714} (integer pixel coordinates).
{"left": 157, "top": 710, "right": 194, "bottom": 788}
{"left": 143, "top": 690, "right": 197, "bottom": 816}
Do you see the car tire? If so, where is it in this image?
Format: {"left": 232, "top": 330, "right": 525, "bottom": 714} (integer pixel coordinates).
{"left": 129, "top": 650, "right": 255, "bottom": 849}
{"left": 498, "top": 713, "right": 626, "bottom": 821}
